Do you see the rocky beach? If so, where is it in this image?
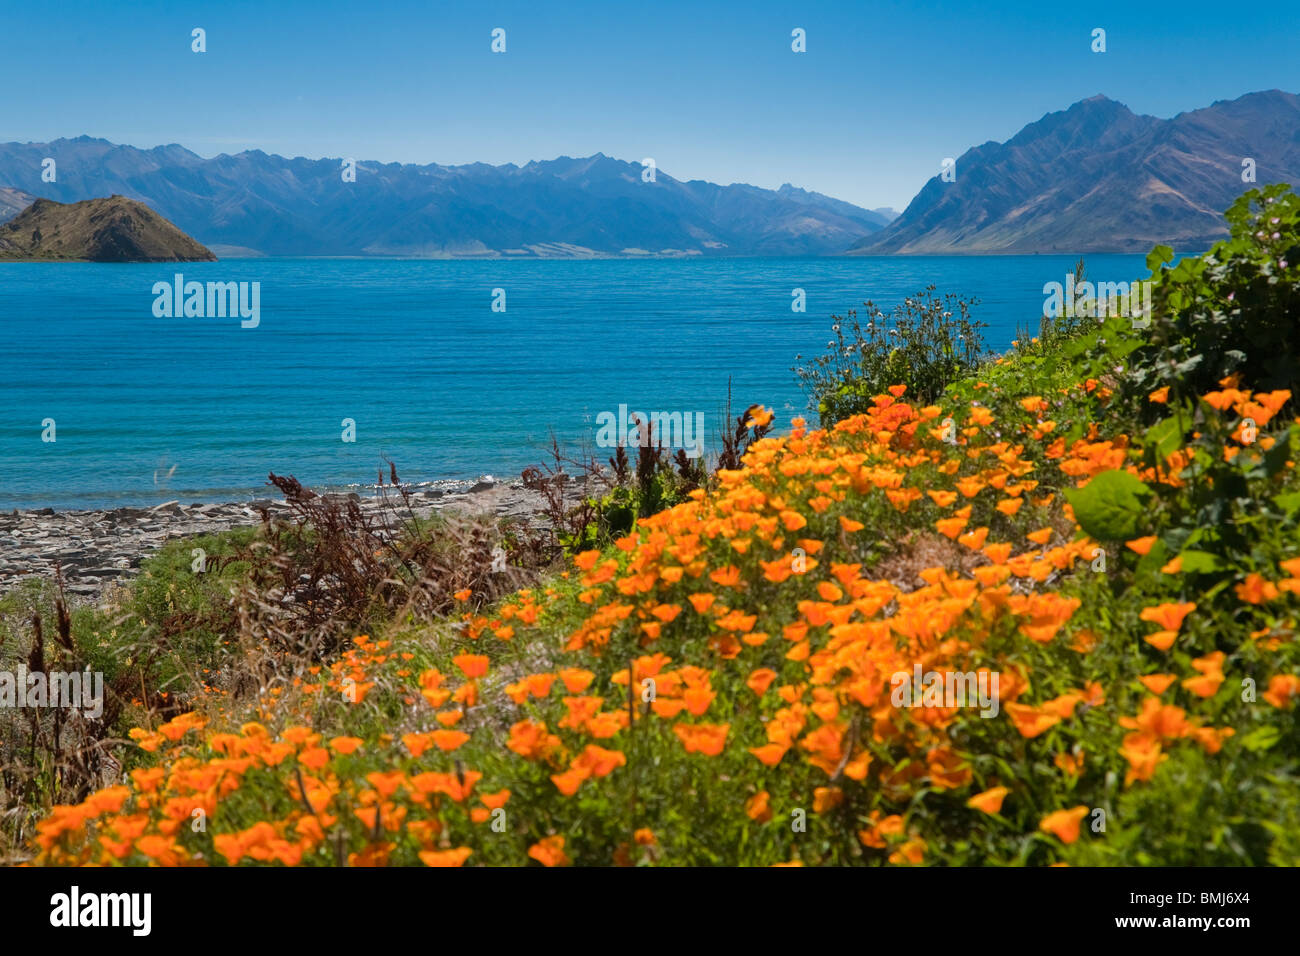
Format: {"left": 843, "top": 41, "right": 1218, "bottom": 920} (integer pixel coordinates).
{"left": 0, "top": 478, "right": 557, "bottom": 602}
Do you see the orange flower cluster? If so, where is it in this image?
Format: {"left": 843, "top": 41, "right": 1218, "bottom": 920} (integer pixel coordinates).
{"left": 30, "top": 373, "right": 1299, "bottom": 867}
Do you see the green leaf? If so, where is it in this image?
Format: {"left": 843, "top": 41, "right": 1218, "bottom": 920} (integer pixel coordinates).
{"left": 1176, "top": 550, "right": 1224, "bottom": 574}
{"left": 1240, "top": 726, "right": 1281, "bottom": 753}
{"left": 1272, "top": 490, "right": 1300, "bottom": 515}
{"left": 1262, "top": 426, "right": 1294, "bottom": 478}
{"left": 1136, "top": 538, "right": 1169, "bottom": 577}
{"left": 1144, "top": 416, "right": 1184, "bottom": 461}
{"left": 1146, "top": 245, "right": 1174, "bottom": 273}
{"left": 1063, "top": 470, "right": 1153, "bottom": 541}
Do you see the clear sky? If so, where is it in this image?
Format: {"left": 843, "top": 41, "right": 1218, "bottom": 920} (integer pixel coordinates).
{"left": 4, "top": 0, "right": 1297, "bottom": 210}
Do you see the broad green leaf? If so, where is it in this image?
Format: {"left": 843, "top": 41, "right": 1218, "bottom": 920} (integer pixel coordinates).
{"left": 1063, "top": 470, "right": 1153, "bottom": 541}
{"left": 1144, "top": 416, "right": 1184, "bottom": 461}
{"left": 1176, "top": 550, "right": 1223, "bottom": 574}
{"left": 1146, "top": 245, "right": 1174, "bottom": 273}
{"left": 1272, "top": 490, "right": 1300, "bottom": 515}
{"left": 1240, "top": 726, "right": 1281, "bottom": 753}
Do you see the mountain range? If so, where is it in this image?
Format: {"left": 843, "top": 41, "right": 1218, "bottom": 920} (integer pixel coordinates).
{"left": 854, "top": 89, "right": 1300, "bottom": 254}
{"left": 0, "top": 142, "right": 895, "bottom": 257}
{"left": 0, "top": 89, "right": 1294, "bottom": 257}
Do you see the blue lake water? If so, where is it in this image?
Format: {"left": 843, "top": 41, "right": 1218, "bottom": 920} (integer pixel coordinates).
{"left": 0, "top": 255, "right": 1151, "bottom": 510}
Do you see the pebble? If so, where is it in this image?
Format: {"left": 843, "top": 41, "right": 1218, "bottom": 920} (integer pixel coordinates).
{"left": 0, "top": 476, "right": 591, "bottom": 604}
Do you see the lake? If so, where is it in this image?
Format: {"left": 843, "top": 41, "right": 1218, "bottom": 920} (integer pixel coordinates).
{"left": 0, "top": 254, "right": 1151, "bottom": 510}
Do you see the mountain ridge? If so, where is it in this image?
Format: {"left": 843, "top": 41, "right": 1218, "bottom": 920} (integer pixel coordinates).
{"left": 851, "top": 89, "right": 1300, "bottom": 254}
{"left": 5, "top": 89, "right": 1293, "bottom": 257}
{"left": 0, "top": 142, "right": 888, "bottom": 257}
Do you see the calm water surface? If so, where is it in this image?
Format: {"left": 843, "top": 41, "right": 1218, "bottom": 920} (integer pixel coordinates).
{"left": 0, "top": 255, "right": 1151, "bottom": 510}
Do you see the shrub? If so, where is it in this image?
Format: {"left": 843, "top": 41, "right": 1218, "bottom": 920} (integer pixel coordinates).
{"left": 1126, "top": 183, "right": 1300, "bottom": 413}
{"left": 795, "top": 284, "right": 987, "bottom": 424}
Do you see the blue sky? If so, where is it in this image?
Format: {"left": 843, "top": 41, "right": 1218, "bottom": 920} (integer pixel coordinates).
{"left": 4, "top": 0, "right": 1297, "bottom": 209}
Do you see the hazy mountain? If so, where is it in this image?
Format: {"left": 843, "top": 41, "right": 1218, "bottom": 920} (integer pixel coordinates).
{"left": 0, "top": 186, "right": 35, "bottom": 223}
{"left": 851, "top": 90, "right": 1300, "bottom": 254}
{"left": 0, "top": 195, "right": 215, "bottom": 261}
{"left": 773, "top": 183, "right": 896, "bottom": 228}
{"left": 0, "top": 139, "right": 886, "bottom": 257}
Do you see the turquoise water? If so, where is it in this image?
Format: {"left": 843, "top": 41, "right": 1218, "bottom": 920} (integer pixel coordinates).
{"left": 0, "top": 255, "right": 1150, "bottom": 510}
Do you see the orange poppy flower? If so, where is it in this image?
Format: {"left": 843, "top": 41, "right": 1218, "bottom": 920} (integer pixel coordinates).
{"left": 431, "top": 730, "right": 470, "bottom": 752}
{"left": 328, "top": 736, "right": 364, "bottom": 755}
{"left": 983, "top": 542, "right": 1013, "bottom": 564}
{"left": 817, "top": 581, "right": 843, "bottom": 601}
{"left": 1262, "top": 674, "right": 1300, "bottom": 709}
{"left": 1125, "top": 536, "right": 1158, "bottom": 556}
{"left": 550, "top": 769, "right": 586, "bottom": 797}
{"left": 1137, "top": 674, "right": 1177, "bottom": 695}
{"left": 365, "top": 770, "right": 406, "bottom": 799}
{"left": 780, "top": 510, "right": 807, "bottom": 531}
{"left": 1119, "top": 734, "right": 1167, "bottom": 785}
{"left": 420, "top": 847, "right": 473, "bottom": 867}
{"left": 747, "top": 668, "right": 778, "bottom": 696}
{"left": 1143, "top": 629, "right": 1178, "bottom": 652}
{"left": 688, "top": 593, "right": 717, "bottom": 614}
{"left": 935, "top": 515, "right": 969, "bottom": 539}
{"left": 1119, "top": 697, "right": 1193, "bottom": 740}
{"left": 558, "top": 667, "right": 595, "bottom": 693}
{"left": 709, "top": 565, "right": 742, "bottom": 588}
{"left": 813, "top": 787, "right": 844, "bottom": 812}
{"left": 1235, "top": 573, "right": 1278, "bottom": 604}
{"left": 1005, "top": 702, "right": 1061, "bottom": 739}
{"left": 298, "top": 747, "right": 329, "bottom": 770}
{"left": 1039, "top": 805, "right": 1089, "bottom": 844}
{"left": 528, "top": 835, "right": 570, "bottom": 867}
{"left": 749, "top": 743, "right": 789, "bottom": 766}
{"left": 967, "top": 787, "right": 1008, "bottom": 815}
{"left": 673, "top": 722, "right": 729, "bottom": 756}
{"left": 453, "top": 654, "right": 490, "bottom": 679}
{"left": 1139, "top": 602, "right": 1196, "bottom": 631}
{"left": 1054, "top": 751, "right": 1085, "bottom": 777}
{"left": 402, "top": 732, "right": 433, "bottom": 758}
{"left": 745, "top": 791, "right": 773, "bottom": 823}
{"left": 1182, "top": 672, "right": 1224, "bottom": 698}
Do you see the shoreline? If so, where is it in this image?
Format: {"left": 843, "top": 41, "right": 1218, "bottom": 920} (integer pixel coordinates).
{"left": 0, "top": 477, "right": 558, "bottom": 603}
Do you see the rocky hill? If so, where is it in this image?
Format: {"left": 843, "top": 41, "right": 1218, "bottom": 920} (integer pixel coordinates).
{"left": 0, "top": 195, "right": 216, "bottom": 261}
